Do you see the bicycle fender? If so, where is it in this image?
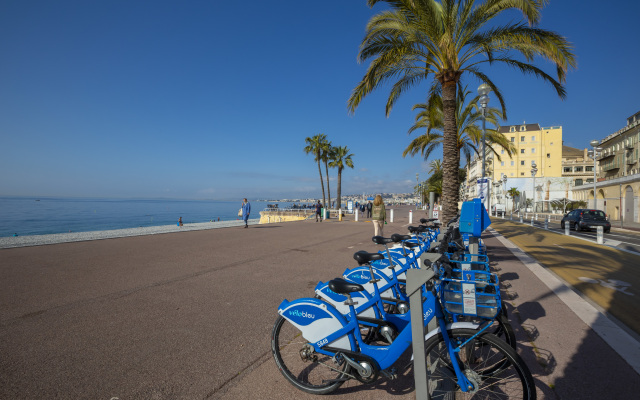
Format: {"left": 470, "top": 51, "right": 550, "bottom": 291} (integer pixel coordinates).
{"left": 314, "top": 281, "right": 376, "bottom": 319}
{"left": 278, "top": 298, "right": 354, "bottom": 351}
{"left": 342, "top": 267, "right": 396, "bottom": 299}
{"left": 423, "top": 321, "right": 480, "bottom": 342}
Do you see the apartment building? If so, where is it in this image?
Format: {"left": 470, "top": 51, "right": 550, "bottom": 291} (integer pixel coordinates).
{"left": 492, "top": 124, "right": 563, "bottom": 180}
{"left": 573, "top": 110, "right": 640, "bottom": 221}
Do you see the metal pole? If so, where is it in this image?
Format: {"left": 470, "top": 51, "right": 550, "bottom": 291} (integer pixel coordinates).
{"left": 594, "top": 149, "right": 597, "bottom": 209}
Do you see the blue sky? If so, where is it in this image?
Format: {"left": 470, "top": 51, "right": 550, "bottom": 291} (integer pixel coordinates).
{"left": 1, "top": 0, "right": 638, "bottom": 201}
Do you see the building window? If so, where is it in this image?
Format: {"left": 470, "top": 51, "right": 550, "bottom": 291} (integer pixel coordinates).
{"left": 564, "top": 167, "right": 572, "bottom": 173}
{"left": 531, "top": 148, "right": 536, "bottom": 153}
{"left": 521, "top": 161, "right": 525, "bottom": 166}
{"left": 501, "top": 161, "right": 505, "bottom": 166}
{"left": 521, "top": 136, "right": 525, "bottom": 142}
{"left": 501, "top": 149, "right": 504, "bottom": 154}
{"left": 510, "top": 173, "right": 514, "bottom": 176}
{"left": 520, "top": 126, "right": 525, "bottom": 131}
{"left": 520, "top": 172, "right": 525, "bottom": 176}
{"left": 511, "top": 137, "right": 515, "bottom": 142}
{"left": 520, "top": 149, "right": 525, "bottom": 154}
{"left": 586, "top": 166, "right": 593, "bottom": 172}
{"left": 586, "top": 178, "right": 594, "bottom": 183}
{"left": 575, "top": 179, "right": 583, "bottom": 186}
{"left": 575, "top": 166, "right": 583, "bottom": 172}
{"left": 550, "top": 142, "right": 553, "bottom": 145}
{"left": 510, "top": 126, "right": 515, "bottom": 132}
{"left": 547, "top": 153, "right": 551, "bottom": 158}
{"left": 531, "top": 136, "right": 536, "bottom": 141}
{"left": 511, "top": 161, "right": 515, "bottom": 166}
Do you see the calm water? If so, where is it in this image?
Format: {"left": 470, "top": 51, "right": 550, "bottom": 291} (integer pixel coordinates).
{"left": 0, "top": 197, "right": 299, "bottom": 237}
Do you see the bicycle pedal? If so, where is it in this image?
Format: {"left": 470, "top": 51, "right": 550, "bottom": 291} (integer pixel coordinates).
{"left": 380, "top": 368, "right": 398, "bottom": 380}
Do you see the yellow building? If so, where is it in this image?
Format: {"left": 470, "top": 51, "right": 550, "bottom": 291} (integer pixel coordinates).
{"left": 492, "top": 124, "right": 563, "bottom": 179}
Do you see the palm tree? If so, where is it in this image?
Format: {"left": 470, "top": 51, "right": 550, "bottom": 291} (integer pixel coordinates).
{"left": 403, "top": 88, "right": 515, "bottom": 168}
{"left": 348, "top": 0, "right": 576, "bottom": 223}
{"left": 304, "top": 134, "right": 328, "bottom": 206}
{"left": 507, "top": 187, "right": 520, "bottom": 212}
{"left": 321, "top": 141, "right": 334, "bottom": 208}
{"left": 328, "top": 146, "right": 355, "bottom": 210}
{"left": 428, "top": 159, "right": 442, "bottom": 176}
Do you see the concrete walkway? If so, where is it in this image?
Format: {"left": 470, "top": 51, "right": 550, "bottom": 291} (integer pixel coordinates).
{"left": 1, "top": 206, "right": 638, "bottom": 399}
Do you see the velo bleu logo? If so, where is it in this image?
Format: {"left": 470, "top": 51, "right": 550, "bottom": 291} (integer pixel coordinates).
{"left": 288, "top": 309, "right": 315, "bottom": 319}
{"left": 286, "top": 304, "right": 332, "bottom": 326}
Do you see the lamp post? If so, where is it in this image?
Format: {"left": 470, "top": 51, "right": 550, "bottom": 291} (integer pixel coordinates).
{"left": 502, "top": 175, "right": 508, "bottom": 214}
{"left": 416, "top": 173, "right": 419, "bottom": 206}
{"left": 478, "top": 83, "right": 491, "bottom": 211}
{"left": 589, "top": 140, "right": 601, "bottom": 209}
{"left": 531, "top": 162, "right": 538, "bottom": 212}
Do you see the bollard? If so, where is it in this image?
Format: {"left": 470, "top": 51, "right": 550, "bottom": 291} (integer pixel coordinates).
{"left": 544, "top": 219, "right": 549, "bottom": 229}
{"left": 390, "top": 209, "right": 394, "bottom": 223}
{"left": 409, "top": 210, "right": 413, "bottom": 224}
{"left": 535, "top": 213, "right": 538, "bottom": 221}
{"left": 597, "top": 226, "right": 604, "bottom": 244}
{"left": 510, "top": 213, "right": 513, "bottom": 221}
{"left": 530, "top": 217, "right": 534, "bottom": 226}
{"left": 355, "top": 209, "right": 358, "bottom": 222}
{"left": 520, "top": 215, "right": 523, "bottom": 223}
{"left": 338, "top": 208, "right": 342, "bottom": 221}
{"left": 565, "top": 224, "right": 570, "bottom": 236}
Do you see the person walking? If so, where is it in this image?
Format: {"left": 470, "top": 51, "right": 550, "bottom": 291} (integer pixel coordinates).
{"left": 315, "top": 200, "right": 322, "bottom": 222}
{"left": 241, "top": 198, "right": 251, "bottom": 228}
{"left": 371, "top": 194, "right": 386, "bottom": 237}
{"left": 366, "top": 201, "right": 372, "bottom": 218}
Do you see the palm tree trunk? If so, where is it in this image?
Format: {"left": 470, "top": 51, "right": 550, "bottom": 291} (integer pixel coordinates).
{"left": 441, "top": 80, "right": 459, "bottom": 223}
{"left": 325, "top": 161, "right": 331, "bottom": 209}
{"left": 336, "top": 168, "right": 342, "bottom": 210}
{"left": 317, "top": 159, "right": 325, "bottom": 206}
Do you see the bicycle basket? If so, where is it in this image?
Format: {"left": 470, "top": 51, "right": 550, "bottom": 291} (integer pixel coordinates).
{"left": 440, "top": 270, "right": 500, "bottom": 319}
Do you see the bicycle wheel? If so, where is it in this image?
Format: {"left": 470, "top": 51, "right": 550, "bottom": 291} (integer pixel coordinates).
{"left": 425, "top": 328, "right": 536, "bottom": 400}
{"left": 271, "top": 315, "right": 350, "bottom": 395}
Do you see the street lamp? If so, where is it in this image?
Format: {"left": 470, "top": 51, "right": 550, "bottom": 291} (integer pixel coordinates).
{"left": 478, "top": 83, "right": 491, "bottom": 211}
{"left": 531, "top": 161, "right": 538, "bottom": 212}
{"left": 589, "top": 140, "right": 601, "bottom": 209}
{"left": 502, "top": 175, "right": 508, "bottom": 215}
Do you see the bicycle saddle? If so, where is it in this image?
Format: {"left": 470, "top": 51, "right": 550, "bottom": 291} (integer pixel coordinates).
{"left": 420, "top": 218, "right": 438, "bottom": 224}
{"left": 353, "top": 250, "right": 385, "bottom": 265}
{"left": 328, "top": 278, "right": 365, "bottom": 294}
{"left": 390, "top": 233, "right": 412, "bottom": 242}
{"left": 407, "top": 226, "right": 427, "bottom": 234}
{"left": 372, "top": 236, "right": 395, "bottom": 245}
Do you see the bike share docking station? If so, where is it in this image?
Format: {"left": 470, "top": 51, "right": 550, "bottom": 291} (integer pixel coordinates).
{"left": 407, "top": 198, "right": 490, "bottom": 399}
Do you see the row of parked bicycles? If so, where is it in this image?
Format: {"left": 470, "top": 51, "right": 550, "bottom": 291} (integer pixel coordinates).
{"left": 271, "top": 213, "right": 536, "bottom": 399}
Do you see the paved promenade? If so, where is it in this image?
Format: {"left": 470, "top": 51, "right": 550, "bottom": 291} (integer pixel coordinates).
{"left": 1, "top": 206, "right": 639, "bottom": 399}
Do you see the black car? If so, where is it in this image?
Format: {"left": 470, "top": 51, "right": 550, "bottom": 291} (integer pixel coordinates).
{"left": 560, "top": 209, "right": 611, "bottom": 233}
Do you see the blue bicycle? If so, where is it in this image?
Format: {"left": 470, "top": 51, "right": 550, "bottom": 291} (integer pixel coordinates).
{"left": 271, "top": 268, "right": 536, "bottom": 398}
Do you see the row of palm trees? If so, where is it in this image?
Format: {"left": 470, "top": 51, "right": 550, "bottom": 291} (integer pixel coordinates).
{"left": 304, "top": 134, "right": 354, "bottom": 210}
{"left": 347, "top": 0, "right": 575, "bottom": 223}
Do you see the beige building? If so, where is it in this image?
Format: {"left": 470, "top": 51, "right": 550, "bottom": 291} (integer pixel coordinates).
{"left": 561, "top": 146, "right": 596, "bottom": 187}
{"left": 492, "top": 124, "right": 563, "bottom": 180}
{"left": 573, "top": 110, "right": 640, "bottom": 221}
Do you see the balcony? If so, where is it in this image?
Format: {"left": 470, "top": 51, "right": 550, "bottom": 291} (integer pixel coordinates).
{"left": 597, "top": 152, "right": 615, "bottom": 160}
{"left": 627, "top": 158, "right": 636, "bottom": 165}
{"left": 602, "top": 163, "right": 620, "bottom": 171}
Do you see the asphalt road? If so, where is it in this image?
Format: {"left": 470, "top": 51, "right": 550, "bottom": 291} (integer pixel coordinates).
{"left": 498, "top": 215, "right": 640, "bottom": 254}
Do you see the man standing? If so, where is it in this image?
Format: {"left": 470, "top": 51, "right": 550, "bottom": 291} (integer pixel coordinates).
{"left": 366, "top": 201, "right": 372, "bottom": 218}
{"left": 242, "top": 198, "right": 251, "bottom": 228}
{"left": 315, "top": 200, "right": 322, "bottom": 222}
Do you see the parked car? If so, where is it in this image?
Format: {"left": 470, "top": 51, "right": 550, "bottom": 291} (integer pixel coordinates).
{"left": 560, "top": 209, "right": 611, "bottom": 233}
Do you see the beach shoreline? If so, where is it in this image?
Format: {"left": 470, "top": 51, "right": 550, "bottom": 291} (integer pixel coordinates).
{"left": 0, "top": 218, "right": 261, "bottom": 249}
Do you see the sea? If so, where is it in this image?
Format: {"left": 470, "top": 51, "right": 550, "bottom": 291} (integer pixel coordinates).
{"left": 0, "top": 197, "right": 304, "bottom": 238}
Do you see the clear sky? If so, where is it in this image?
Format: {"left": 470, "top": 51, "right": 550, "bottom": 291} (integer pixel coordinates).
{"left": 1, "top": 0, "right": 638, "bottom": 201}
